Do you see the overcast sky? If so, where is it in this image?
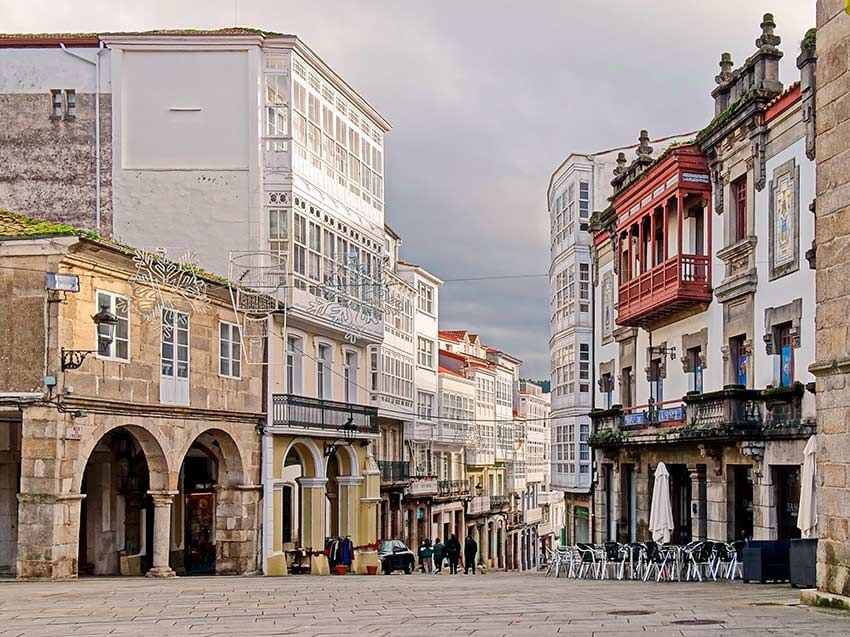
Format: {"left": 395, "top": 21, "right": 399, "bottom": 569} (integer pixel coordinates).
{"left": 3, "top": 0, "right": 814, "bottom": 377}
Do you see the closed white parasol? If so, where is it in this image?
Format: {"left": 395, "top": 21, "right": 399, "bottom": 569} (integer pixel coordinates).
{"left": 797, "top": 435, "right": 818, "bottom": 539}
{"left": 649, "top": 462, "right": 675, "bottom": 544}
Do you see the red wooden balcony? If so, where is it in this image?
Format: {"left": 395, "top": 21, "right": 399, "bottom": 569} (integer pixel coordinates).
{"left": 618, "top": 254, "right": 712, "bottom": 326}
{"left": 613, "top": 144, "right": 713, "bottom": 328}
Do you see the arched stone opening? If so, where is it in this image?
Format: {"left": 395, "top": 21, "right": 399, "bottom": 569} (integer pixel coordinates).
{"left": 281, "top": 439, "right": 323, "bottom": 551}
{"left": 77, "top": 426, "right": 168, "bottom": 576}
{"left": 0, "top": 421, "right": 21, "bottom": 577}
{"left": 325, "top": 445, "right": 362, "bottom": 545}
{"left": 176, "top": 429, "right": 252, "bottom": 575}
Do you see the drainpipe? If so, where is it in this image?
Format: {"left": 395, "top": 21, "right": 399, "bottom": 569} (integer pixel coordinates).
{"left": 60, "top": 42, "right": 105, "bottom": 235}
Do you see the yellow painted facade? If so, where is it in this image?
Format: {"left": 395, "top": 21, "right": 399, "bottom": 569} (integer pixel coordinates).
{"left": 266, "top": 434, "right": 380, "bottom": 576}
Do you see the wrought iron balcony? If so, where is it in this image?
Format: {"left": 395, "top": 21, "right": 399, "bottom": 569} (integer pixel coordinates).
{"left": 490, "top": 495, "right": 510, "bottom": 510}
{"left": 507, "top": 510, "right": 524, "bottom": 528}
{"left": 437, "top": 479, "right": 470, "bottom": 497}
{"left": 377, "top": 460, "right": 409, "bottom": 484}
{"left": 271, "top": 394, "right": 379, "bottom": 435}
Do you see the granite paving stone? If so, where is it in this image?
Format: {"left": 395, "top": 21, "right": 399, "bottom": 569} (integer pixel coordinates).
{"left": 0, "top": 571, "right": 847, "bottom": 636}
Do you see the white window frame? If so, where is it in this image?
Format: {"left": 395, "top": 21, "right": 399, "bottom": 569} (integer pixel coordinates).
{"left": 286, "top": 335, "right": 304, "bottom": 395}
{"left": 417, "top": 336, "right": 434, "bottom": 369}
{"left": 417, "top": 391, "right": 434, "bottom": 421}
{"left": 343, "top": 349, "right": 358, "bottom": 404}
{"left": 160, "top": 308, "right": 190, "bottom": 406}
{"left": 316, "top": 341, "right": 333, "bottom": 400}
{"left": 95, "top": 290, "right": 130, "bottom": 362}
{"left": 417, "top": 282, "right": 435, "bottom": 315}
{"left": 218, "top": 321, "right": 242, "bottom": 379}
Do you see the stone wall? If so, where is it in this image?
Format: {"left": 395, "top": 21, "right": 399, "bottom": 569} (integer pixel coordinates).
{"left": 0, "top": 93, "right": 112, "bottom": 235}
{"left": 813, "top": 0, "right": 850, "bottom": 599}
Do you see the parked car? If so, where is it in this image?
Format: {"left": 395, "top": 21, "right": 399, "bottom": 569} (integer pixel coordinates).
{"left": 378, "top": 539, "right": 415, "bottom": 574}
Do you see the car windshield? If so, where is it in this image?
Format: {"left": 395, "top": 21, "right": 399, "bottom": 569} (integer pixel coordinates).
{"left": 379, "top": 540, "right": 394, "bottom": 553}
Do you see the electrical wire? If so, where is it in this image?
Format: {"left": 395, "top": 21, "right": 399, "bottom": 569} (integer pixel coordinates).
{"left": 286, "top": 340, "right": 550, "bottom": 425}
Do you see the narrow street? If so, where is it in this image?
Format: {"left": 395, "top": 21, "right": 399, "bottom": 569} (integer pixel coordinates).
{"left": 0, "top": 572, "right": 845, "bottom": 637}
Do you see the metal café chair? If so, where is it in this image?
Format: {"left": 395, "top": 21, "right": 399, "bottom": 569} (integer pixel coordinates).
{"left": 575, "top": 543, "right": 601, "bottom": 579}
{"left": 642, "top": 541, "right": 674, "bottom": 582}
{"left": 624, "top": 542, "right": 644, "bottom": 580}
{"left": 601, "top": 542, "right": 628, "bottom": 580}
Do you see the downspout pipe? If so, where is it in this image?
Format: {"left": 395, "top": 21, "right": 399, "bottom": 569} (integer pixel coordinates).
{"left": 60, "top": 42, "right": 105, "bottom": 235}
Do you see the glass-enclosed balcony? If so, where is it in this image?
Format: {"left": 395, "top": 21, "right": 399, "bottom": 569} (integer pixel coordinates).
{"left": 615, "top": 145, "right": 713, "bottom": 327}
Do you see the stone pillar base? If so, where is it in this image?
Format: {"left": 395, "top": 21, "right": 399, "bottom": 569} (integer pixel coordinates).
{"left": 801, "top": 589, "right": 850, "bottom": 611}
{"left": 310, "top": 554, "right": 329, "bottom": 576}
{"left": 352, "top": 551, "right": 379, "bottom": 574}
{"left": 146, "top": 566, "right": 177, "bottom": 578}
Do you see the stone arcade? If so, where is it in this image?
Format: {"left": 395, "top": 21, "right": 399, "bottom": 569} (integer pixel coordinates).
{"left": 0, "top": 212, "right": 263, "bottom": 578}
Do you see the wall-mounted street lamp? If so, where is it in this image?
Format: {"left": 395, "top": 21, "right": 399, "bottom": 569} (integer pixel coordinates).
{"left": 323, "top": 416, "right": 359, "bottom": 457}
{"left": 61, "top": 303, "right": 119, "bottom": 371}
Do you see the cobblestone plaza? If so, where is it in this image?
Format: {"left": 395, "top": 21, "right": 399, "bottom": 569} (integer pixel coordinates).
{"left": 0, "top": 572, "right": 847, "bottom": 636}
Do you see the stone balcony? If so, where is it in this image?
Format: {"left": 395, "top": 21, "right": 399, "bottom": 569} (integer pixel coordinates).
{"left": 588, "top": 384, "right": 815, "bottom": 448}
{"left": 467, "top": 495, "right": 491, "bottom": 516}
{"left": 406, "top": 476, "right": 438, "bottom": 497}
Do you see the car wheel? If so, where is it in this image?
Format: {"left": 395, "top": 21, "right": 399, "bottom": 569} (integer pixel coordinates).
{"left": 404, "top": 560, "right": 413, "bottom": 574}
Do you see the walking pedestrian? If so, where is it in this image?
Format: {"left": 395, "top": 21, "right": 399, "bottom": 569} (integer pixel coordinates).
{"left": 445, "top": 533, "right": 461, "bottom": 575}
{"left": 433, "top": 537, "right": 444, "bottom": 574}
{"left": 464, "top": 532, "right": 478, "bottom": 575}
{"left": 418, "top": 539, "right": 434, "bottom": 573}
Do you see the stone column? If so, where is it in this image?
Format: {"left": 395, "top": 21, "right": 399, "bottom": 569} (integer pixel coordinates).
{"left": 810, "top": 0, "right": 850, "bottom": 605}
{"left": 751, "top": 463, "right": 774, "bottom": 541}
{"left": 496, "top": 523, "right": 508, "bottom": 570}
{"left": 336, "top": 476, "right": 363, "bottom": 542}
{"left": 146, "top": 491, "right": 177, "bottom": 578}
{"left": 705, "top": 466, "right": 729, "bottom": 543}
{"left": 688, "top": 464, "right": 707, "bottom": 541}
{"left": 216, "top": 484, "right": 261, "bottom": 575}
{"left": 297, "top": 477, "right": 329, "bottom": 575}
{"left": 481, "top": 520, "right": 490, "bottom": 568}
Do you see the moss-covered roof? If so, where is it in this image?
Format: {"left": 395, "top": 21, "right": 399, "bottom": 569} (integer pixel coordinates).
{"left": 801, "top": 28, "right": 816, "bottom": 52}
{"left": 0, "top": 209, "right": 104, "bottom": 241}
{"left": 0, "top": 210, "right": 233, "bottom": 287}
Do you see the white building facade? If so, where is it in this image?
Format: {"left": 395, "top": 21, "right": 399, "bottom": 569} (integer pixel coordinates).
{"left": 588, "top": 17, "right": 816, "bottom": 546}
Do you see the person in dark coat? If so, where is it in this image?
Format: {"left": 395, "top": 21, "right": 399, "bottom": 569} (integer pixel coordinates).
{"left": 432, "top": 537, "right": 444, "bottom": 574}
{"left": 445, "top": 534, "right": 461, "bottom": 575}
{"left": 464, "top": 532, "right": 478, "bottom": 575}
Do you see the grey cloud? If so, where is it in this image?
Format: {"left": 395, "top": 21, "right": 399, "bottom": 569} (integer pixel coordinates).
{"left": 2, "top": 0, "right": 814, "bottom": 376}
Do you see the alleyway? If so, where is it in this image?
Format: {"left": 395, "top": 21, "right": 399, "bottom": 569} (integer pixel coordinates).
{"left": 0, "top": 572, "right": 846, "bottom": 636}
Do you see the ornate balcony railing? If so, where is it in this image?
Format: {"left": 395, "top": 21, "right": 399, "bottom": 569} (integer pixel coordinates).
{"left": 271, "top": 393, "right": 379, "bottom": 435}
{"left": 377, "top": 460, "right": 409, "bottom": 484}
{"left": 437, "top": 479, "right": 470, "bottom": 497}
{"left": 467, "top": 495, "right": 491, "bottom": 515}
{"left": 683, "top": 387, "right": 762, "bottom": 430}
{"left": 617, "top": 253, "right": 712, "bottom": 327}
{"left": 490, "top": 495, "right": 510, "bottom": 510}
{"left": 507, "top": 510, "right": 524, "bottom": 528}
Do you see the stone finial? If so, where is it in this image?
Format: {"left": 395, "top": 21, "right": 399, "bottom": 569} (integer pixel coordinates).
{"left": 715, "top": 52, "right": 734, "bottom": 85}
{"left": 636, "top": 130, "right": 652, "bottom": 158}
{"left": 613, "top": 152, "right": 627, "bottom": 176}
{"left": 757, "top": 13, "right": 781, "bottom": 49}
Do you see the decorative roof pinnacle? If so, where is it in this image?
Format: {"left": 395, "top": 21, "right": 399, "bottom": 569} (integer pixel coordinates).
{"left": 613, "top": 152, "right": 627, "bottom": 176}
{"left": 757, "top": 13, "right": 781, "bottom": 49}
{"left": 636, "top": 130, "right": 653, "bottom": 159}
{"left": 715, "top": 52, "right": 734, "bottom": 85}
